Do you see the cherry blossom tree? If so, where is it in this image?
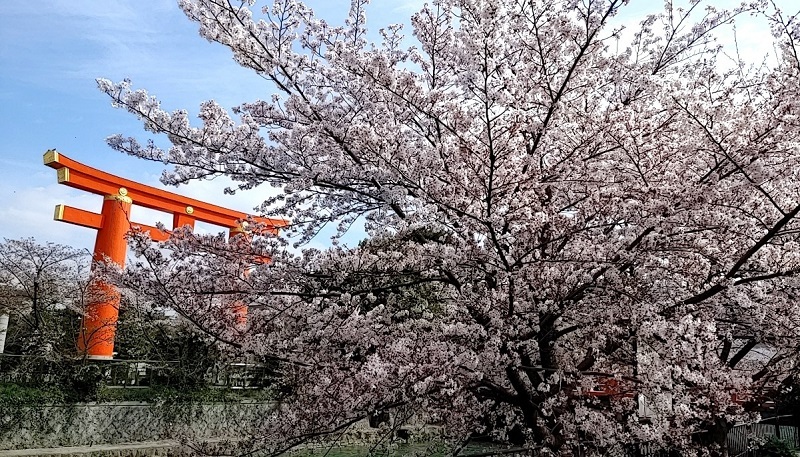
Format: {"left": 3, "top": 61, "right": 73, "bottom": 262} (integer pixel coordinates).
{"left": 0, "top": 238, "right": 89, "bottom": 356}
{"left": 99, "top": 0, "right": 800, "bottom": 454}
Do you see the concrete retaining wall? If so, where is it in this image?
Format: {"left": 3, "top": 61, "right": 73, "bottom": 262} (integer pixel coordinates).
{"left": 0, "top": 401, "right": 275, "bottom": 451}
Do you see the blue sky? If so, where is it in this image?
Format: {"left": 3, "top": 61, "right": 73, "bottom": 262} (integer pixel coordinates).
{"left": 0, "top": 0, "right": 423, "bottom": 254}
{"left": 0, "top": 0, "right": 791, "bottom": 255}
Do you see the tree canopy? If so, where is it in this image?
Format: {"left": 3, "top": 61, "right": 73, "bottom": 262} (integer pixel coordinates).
{"left": 0, "top": 238, "right": 88, "bottom": 356}
{"left": 100, "top": 0, "right": 800, "bottom": 455}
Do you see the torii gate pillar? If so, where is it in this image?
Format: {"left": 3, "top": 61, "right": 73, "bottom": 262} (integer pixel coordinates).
{"left": 78, "top": 191, "right": 132, "bottom": 359}
{"left": 44, "top": 150, "right": 286, "bottom": 360}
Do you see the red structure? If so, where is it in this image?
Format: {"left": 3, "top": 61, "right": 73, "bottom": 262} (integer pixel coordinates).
{"left": 44, "top": 150, "right": 286, "bottom": 360}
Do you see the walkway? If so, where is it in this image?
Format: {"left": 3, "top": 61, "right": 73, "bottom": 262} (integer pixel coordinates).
{"left": 0, "top": 440, "right": 181, "bottom": 456}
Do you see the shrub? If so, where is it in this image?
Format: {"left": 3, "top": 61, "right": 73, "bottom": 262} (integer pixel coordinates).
{"left": 758, "top": 436, "right": 798, "bottom": 457}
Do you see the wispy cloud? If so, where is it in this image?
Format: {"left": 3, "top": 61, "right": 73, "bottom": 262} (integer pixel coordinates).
{"left": 0, "top": 181, "right": 98, "bottom": 252}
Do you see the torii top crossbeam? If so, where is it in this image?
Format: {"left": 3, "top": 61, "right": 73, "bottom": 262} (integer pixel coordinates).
{"left": 45, "top": 150, "right": 286, "bottom": 236}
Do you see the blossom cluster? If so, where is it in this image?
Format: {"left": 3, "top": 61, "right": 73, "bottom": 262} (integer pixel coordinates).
{"left": 102, "top": 0, "right": 800, "bottom": 455}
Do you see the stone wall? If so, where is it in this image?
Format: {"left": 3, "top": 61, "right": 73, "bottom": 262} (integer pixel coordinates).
{"left": 0, "top": 401, "right": 275, "bottom": 451}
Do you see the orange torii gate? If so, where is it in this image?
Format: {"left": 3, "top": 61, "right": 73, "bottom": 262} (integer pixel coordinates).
{"left": 44, "top": 150, "right": 286, "bottom": 360}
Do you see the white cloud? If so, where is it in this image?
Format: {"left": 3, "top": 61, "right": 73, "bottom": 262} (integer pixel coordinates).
{"left": 0, "top": 180, "right": 98, "bottom": 253}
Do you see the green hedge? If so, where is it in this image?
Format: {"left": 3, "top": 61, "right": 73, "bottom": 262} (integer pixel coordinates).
{"left": 0, "top": 383, "right": 66, "bottom": 406}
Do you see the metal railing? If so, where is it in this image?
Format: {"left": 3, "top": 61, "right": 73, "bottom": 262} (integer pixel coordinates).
{"left": 727, "top": 417, "right": 798, "bottom": 457}
{"left": 0, "top": 353, "right": 276, "bottom": 389}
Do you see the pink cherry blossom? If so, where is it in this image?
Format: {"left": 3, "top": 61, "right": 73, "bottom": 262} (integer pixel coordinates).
{"left": 101, "top": 1, "right": 800, "bottom": 455}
